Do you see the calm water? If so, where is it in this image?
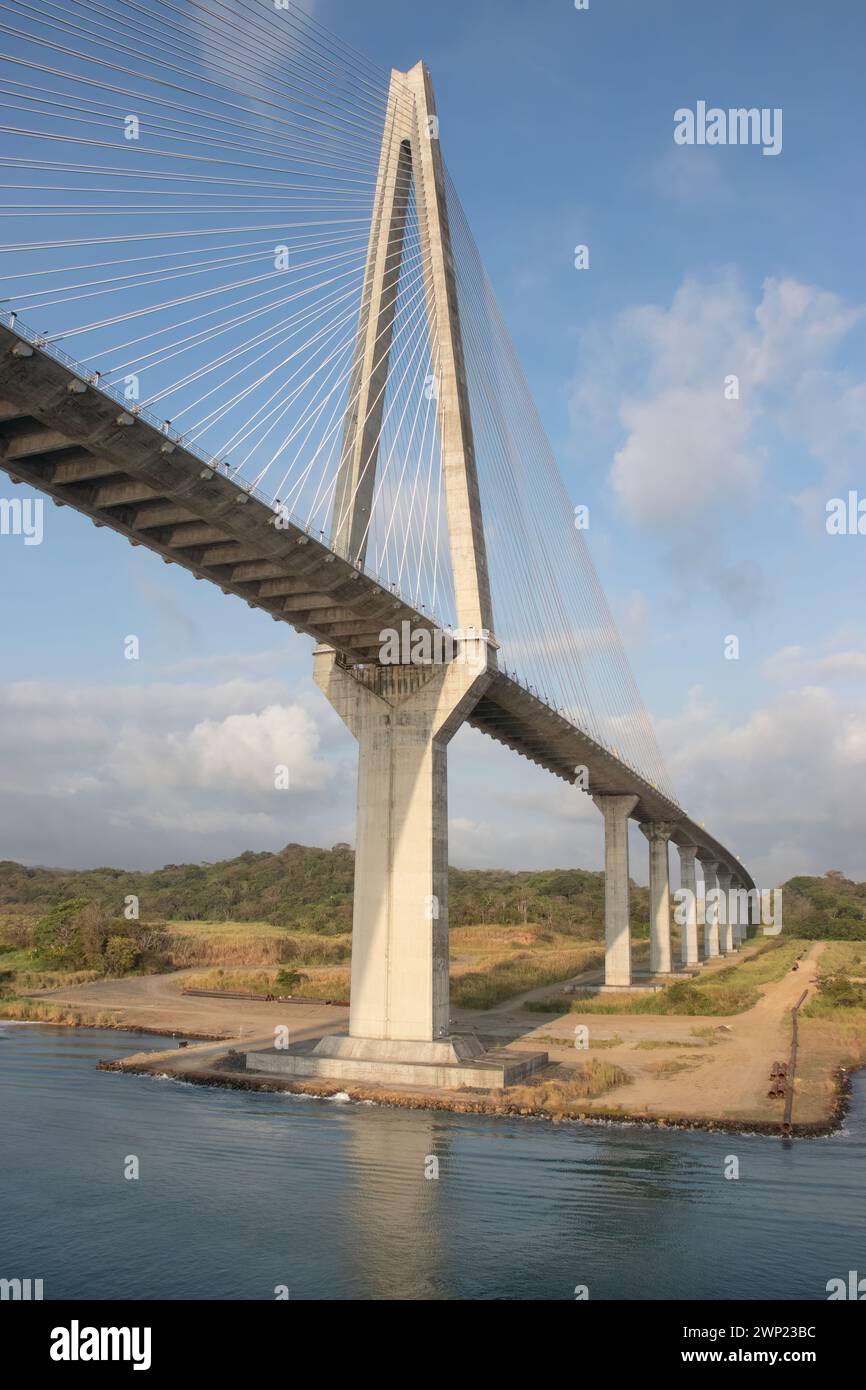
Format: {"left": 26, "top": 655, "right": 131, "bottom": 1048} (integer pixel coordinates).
{"left": 1, "top": 1024, "right": 864, "bottom": 1301}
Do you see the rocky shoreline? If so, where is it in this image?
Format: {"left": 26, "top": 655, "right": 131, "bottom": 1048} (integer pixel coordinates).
{"left": 96, "top": 1049, "right": 855, "bottom": 1140}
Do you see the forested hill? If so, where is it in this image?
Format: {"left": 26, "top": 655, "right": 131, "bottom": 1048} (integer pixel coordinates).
{"left": 0, "top": 845, "right": 612, "bottom": 935}
{"left": 0, "top": 848, "right": 863, "bottom": 939}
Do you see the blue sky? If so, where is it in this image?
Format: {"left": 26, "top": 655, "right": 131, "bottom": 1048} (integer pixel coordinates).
{"left": 2, "top": 0, "right": 865, "bottom": 885}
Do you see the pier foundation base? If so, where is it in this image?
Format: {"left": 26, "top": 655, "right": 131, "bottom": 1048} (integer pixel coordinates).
{"left": 244, "top": 1034, "right": 548, "bottom": 1090}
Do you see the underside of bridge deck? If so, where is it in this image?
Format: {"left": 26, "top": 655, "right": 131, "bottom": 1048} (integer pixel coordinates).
{"left": 0, "top": 324, "right": 751, "bottom": 896}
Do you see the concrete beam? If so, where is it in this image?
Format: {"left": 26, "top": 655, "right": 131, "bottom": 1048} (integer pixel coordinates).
{"left": 2, "top": 426, "right": 72, "bottom": 459}
{"left": 50, "top": 453, "right": 120, "bottom": 484}
{"left": 132, "top": 502, "right": 197, "bottom": 529}
{"left": 199, "top": 544, "right": 263, "bottom": 566}
{"left": 167, "top": 523, "right": 227, "bottom": 548}
{"left": 92, "top": 479, "right": 159, "bottom": 507}
{"left": 228, "top": 560, "right": 288, "bottom": 583}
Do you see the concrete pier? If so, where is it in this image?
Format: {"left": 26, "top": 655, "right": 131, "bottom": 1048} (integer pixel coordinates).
{"left": 245, "top": 1038, "right": 549, "bottom": 1090}
{"left": 717, "top": 867, "right": 734, "bottom": 953}
{"left": 731, "top": 881, "right": 752, "bottom": 945}
{"left": 641, "top": 821, "right": 675, "bottom": 975}
{"left": 313, "top": 645, "right": 488, "bottom": 1046}
{"left": 700, "top": 858, "right": 721, "bottom": 958}
{"left": 678, "top": 843, "right": 700, "bottom": 967}
{"left": 289, "top": 643, "right": 550, "bottom": 1088}
{"left": 594, "top": 794, "right": 639, "bottom": 986}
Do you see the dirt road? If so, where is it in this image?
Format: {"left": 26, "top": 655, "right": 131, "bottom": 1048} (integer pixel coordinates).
{"left": 522, "top": 942, "right": 825, "bottom": 1124}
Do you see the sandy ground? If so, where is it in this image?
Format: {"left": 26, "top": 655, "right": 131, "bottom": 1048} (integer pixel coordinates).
{"left": 517, "top": 943, "right": 826, "bottom": 1124}
{"left": 30, "top": 965, "right": 350, "bottom": 1044}
{"left": 22, "top": 940, "right": 854, "bottom": 1131}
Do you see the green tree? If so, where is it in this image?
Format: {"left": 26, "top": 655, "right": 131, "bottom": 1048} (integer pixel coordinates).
{"left": 33, "top": 898, "right": 92, "bottom": 967}
{"left": 104, "top": 936, "right": 140, "bottom": 976}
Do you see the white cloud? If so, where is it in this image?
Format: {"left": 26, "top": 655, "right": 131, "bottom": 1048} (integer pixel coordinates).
{"left": 752, "top": 278, "right": 864, "bottom": 384}
{"left": 762, "top": 644, "right": 866, "bottom": 683}
{"left": 0, "top": 676, "right": 347, "bottom": 866}
{"left": 656, "top": 681, "right": 866, "bottom": 885}
{"left": 112, "top": 703, "right": 332, "bottom": 799}
{"left": 611, "top": 381, "right": 758, "bottom": 524}
{"left": 581, "top": 272, "right": 866, "bottom": 529}
{"left": 646, "top": 147, "right": 733, "bottom": 207}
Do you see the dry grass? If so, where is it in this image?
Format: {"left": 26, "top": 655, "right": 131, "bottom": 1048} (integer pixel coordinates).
{"left": 14, "top": 968, "right": 102, "bottom": 993}
{"left": 643, "top": 1055, "right": 707, "bottom": 1077}
{"left": 183, "top": 965, "right": 351, "bottom": 1002}
{"left": 529, "top": 1032, "right": 623, "bottom": 1051}
{"left": 816, "top": 942, "right": 866, "bottom": 976}
{"left": 0, "top": 999, "right": 121, "bottom": 1027}
{"left": 450, "top": 936, "right": 601, "bottom": 1010}
{"left": 165, "top": 922, "right": 351, "bottom": 968}
{"left": 508, "top": 1059, "right": 630, "bottom": 1113}
{"left": 562, "top": 940, "right": 803, "bottom": 1016}
{"left": 167, "top": 924, "right": 602, "bottom": 1011}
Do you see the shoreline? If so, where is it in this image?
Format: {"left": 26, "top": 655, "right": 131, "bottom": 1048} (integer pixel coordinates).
{"left": 0, "top": 1009, "right": 229, "bottom": 1042}
{"left": 4, "top": 1005, "right": 856, "bottom": 1138}
{"left": 5, "top": 940, "right": 860, "bottom": 1138}
{"left": 93, "top": 1039, "right": 856, "bottom": 1141}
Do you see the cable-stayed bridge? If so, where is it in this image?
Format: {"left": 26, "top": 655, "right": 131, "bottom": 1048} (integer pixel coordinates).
{"left": 0, "top": 0, "right": 754, "bottom": 1087}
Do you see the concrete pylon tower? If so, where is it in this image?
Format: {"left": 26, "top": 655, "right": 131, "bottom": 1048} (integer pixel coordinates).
{"left": 330, "top": 61, "right": 493, "bottom": 633}
{"left": 253, "top": 64, "right": 547, "bottom": 1090}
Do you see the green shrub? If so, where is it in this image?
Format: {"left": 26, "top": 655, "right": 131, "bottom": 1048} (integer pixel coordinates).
{"left": 275, "top": 967, "right": 310, "bottom": 992}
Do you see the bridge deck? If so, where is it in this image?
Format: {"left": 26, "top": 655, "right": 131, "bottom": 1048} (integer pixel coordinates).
{"left": 0, "top": 325, "right": 748, "bottom": 883}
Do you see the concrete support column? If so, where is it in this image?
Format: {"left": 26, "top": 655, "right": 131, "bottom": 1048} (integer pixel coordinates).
{"left": 593, "top": 794, "right": 639, "bottom": 987}
{"left": 717, "top": 867, "right": 734, "bottom": 954}
{"left": 700, "top": 858, "right": 720, "bottom": 958}
{"left": 640, "top": 821, "right": 676, "bottom": 975}
{"left": 749, "top": 886, "right": 762, "bottom": 939}
{"left": 733, "top": 878, "right": 745, "bottom": 945}
{"left": 314, "top": 642, "right": 491, "bottom": 1044}
{"left": 731, "top": 880, "right": 751, "bottom": 944}
{"left": 677, "top": 843, "right": 700, "bottom": 967}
